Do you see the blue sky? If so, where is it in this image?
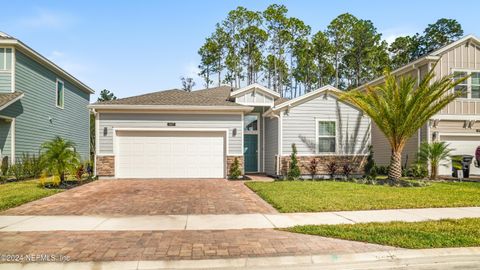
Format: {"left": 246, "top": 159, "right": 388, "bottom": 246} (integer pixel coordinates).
{"left": 1, "top": 0, "right": 479, "bottom": 100}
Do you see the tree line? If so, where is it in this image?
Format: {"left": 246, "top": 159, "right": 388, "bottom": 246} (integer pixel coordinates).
{"left": 197, "top": 4, "right": 463, "bottom": 97}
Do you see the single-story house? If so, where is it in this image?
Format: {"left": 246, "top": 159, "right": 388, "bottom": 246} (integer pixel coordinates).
{"left": 89, "top": 84, "right": 370, "bottom": 179}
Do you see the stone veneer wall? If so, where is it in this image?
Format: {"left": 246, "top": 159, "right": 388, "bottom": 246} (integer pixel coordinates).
{"left": 227, "top": 156, "right": 244, "bottom": 176}
{"left": 280, "top": 155, "right": 368, "bottom": 177}
{"left": 96, "top": 156, "right": 115, "bottom": 177}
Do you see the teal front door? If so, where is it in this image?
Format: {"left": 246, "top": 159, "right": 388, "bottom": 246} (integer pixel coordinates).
{"left": 244, "top": 134, "right": 258, "bottom": 172}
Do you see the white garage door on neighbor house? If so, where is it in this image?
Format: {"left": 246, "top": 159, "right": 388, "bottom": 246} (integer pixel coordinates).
{"left": 439, "top": 135, "right": 480, "bottom": 176}
{"left": 115, "top": 130, "right": 225, "bottom": 178}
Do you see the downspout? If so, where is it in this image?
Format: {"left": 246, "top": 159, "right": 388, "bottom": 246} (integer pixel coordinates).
{"left": 91, "top": 108, "right": 98, "bottom": 176}
{"left": 270, "top": 111, "right": 282, "bottom": 177}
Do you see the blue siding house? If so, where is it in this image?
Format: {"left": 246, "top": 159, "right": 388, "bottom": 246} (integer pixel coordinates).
{"left": 0, "top": 32, "right": 93, "bottom": 165}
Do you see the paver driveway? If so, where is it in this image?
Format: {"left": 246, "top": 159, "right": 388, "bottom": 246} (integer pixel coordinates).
{"left": 2, "top": 179, "right": 276, "bottom": 215}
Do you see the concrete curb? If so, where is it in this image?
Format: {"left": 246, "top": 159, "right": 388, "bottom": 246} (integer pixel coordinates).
{"left": 1, "top": 247, "right": 480, "bottom": 269}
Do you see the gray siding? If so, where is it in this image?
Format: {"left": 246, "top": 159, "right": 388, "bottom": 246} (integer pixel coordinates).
{"left": 281, "top": 94, "right": 370, "bottom": 156}
{"left": 0, "top": 72, "right": 11, "bottom": 92}
{"left": 0, "top": 51, "right": 90, "bottom": 160}
{"left": 264, "top": 116, "right": 278, "bottom": 175}
{"left": 0, "top": 120, "right": 11, "bottom": 162}
{"left": 98, "top": 113, "right": 243, "bottom": 155}
{"left": 371, "top": 123, "right": 420, "bottom": 166}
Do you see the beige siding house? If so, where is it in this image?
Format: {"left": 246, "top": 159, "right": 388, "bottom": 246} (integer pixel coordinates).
{"left": 362, "top": 35, "right": 480, "bottom": 176}
{"left": 90, "top": 84, "right": 370, "bottom": 179}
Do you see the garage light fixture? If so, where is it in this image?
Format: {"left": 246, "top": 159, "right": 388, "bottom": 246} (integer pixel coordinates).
{"left": 103, "top": 127, "right": 108, "bottom": 136}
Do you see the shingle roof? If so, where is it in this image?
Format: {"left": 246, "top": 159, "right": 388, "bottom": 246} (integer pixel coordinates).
{"left": 95, "top": 86, "right": 246, "bottom": 106}
{"left": 0, "top": 91, "right": 23, "bottom": 110}
{"left": 274, "top": 97, "right": 289, "bottom": 105}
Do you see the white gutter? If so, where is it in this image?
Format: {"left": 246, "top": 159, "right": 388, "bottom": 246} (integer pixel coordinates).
{"left": 88, "top": 104, "right": 254, "bottom": 112}
{"left": 0, "top": 39, "right": 94, "bottom": 94}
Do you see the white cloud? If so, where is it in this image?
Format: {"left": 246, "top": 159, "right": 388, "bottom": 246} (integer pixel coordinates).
{"left": 381, "top": 27, "right": 417, "bottom": 45}
{"left": 18, "top": 8, "right": 75, "bottom": 30}
{"left": 184, "top": 61, "right": 203, "bottom": 89}
{"left": 47, "top": 50, "right": 89, "bottom": 81}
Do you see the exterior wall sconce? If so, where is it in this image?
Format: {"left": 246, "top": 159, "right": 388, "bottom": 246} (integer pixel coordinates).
{"left": 103, "top": 127, "right": 108, "bottom": 136}
{"left": 232, "top": 128, "right": 237, "bottom": 137}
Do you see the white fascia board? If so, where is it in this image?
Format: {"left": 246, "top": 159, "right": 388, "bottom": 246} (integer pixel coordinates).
{"left": 432, "top": 115, "right": 480, "bottom": 121}
{"left": 230, "top": 83, "right": 280, "bottom": 98}
{"left": 430, "top": 34, "right": 480, "bottom": 56}
{"left": 0, "top": 39, "right": 94, "bottom": 94}
{"left": 357, "top": 56, "right": 440, "bottom": 90}
{"left": 88, "top": 104, "right": 254, "bottom": 112}
{"left": 270, "top": 85, "right": 342, "bottom": 112}
{"left": 0, "top": 93, "right": 24, "bottom": 111}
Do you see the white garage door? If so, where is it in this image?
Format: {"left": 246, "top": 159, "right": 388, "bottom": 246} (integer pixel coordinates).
{"left": 116, "top": 131, "right": 225, "bottom": 178}
{"left": 439, "top": 135, "right": 480, "bottom": 176}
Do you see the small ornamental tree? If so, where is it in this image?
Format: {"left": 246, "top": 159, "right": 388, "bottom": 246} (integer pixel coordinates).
{"left": 307, "top": 158, "right": 319, "bottom": 180}
{"left": 364, "top": 145, "right": 375, "bottom": 177}
{"left": 228, "top": 157, "right": 242, "bottom": 180}
{"left": 287, "top": 144, "right": 301, "bottom": 180}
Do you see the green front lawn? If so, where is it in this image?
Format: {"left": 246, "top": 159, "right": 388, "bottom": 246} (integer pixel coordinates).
{"left": 245, "top": 181, "right": 480, "bottom": 212}
{"left": 0, "top": 180, "right": 62, "bottom": 211}
{"left": 285, "top": 218, "right": 480, "bottom": 249}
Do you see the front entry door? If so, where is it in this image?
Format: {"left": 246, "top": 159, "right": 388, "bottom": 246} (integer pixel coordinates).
{"left": 244, "top": 134, "right": 258, "bottom": 172}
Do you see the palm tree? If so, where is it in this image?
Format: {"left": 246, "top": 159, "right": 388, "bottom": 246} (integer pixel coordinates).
{"left": 340, "top": 65, "right": 467, "bottom": 184}
{"left": 418, "top": 141, "right": 452, "bottom": 180}
{"left": 42, "top": 136, "right": 80, "bottom": 184}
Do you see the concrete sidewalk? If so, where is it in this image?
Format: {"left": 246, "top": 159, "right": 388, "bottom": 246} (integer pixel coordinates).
{"left": 1, "top": 247, "right": 480, "bottom": 269}
{"left": 1, "top": 207, "right": 480, "bottom": 231}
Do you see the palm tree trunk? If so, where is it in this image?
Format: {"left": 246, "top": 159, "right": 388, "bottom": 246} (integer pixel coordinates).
{"left": 430, "top": 163, "right": 437, "bottom": 180}
{"left": 388, "top": 150, "right": 402, "bottom": 184}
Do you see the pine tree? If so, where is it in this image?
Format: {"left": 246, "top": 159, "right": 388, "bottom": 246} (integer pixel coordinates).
{"left": 287, "top": 144, "right": 301, "bottom": 180}
{"left": 228, "top": 157, "right": 242, "bottom": 179}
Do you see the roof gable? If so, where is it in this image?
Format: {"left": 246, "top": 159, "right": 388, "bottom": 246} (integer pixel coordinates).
{"left": 230, "top": 83, "right": 280, "bottom": 99}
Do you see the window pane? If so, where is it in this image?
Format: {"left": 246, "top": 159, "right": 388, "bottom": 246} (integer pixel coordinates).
{"left": 454, "top": 85, "right": 468, "bottom": 98}
{"left": 57, "top": 81, "right": 64, "bottom": 107}
{"left": 5, "top": 48, "right": 11, "bottom": 70}
{"left": 453, "top": 71, "right": 467, "bottom": 82}
{"left": 318, "top": 138, "right": 335, "bottom": 153}
{"left": 0, "top": 48, "right": 4, "bottom": 70}
{"left": 472, "top": 73, "right": 480, "bottom": 86}
{"left": 244, "top": 114, "right": 258, "bottom": 131}
{"left": 318, "top": 121, "right": 335, "bottom": 136}
{"left": 472, "top": 85, "right": 480, "bottom": 99}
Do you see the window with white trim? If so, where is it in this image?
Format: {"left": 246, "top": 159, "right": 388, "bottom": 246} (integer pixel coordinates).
{"left": 453, "top": 71, "right": 480, "bottom": 99}
{"left": 317, "top": 121, "right": 336, "bottom": 153}
{"left": 0, "top": 48, "right": 12, "bottom": 71}
{"left": 56, "top": 79, "right": 64, "bottom": 108}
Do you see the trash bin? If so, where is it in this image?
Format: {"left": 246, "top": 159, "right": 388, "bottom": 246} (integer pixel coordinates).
{"left": 452, "top": 155, "right": 474, "bottom": 178}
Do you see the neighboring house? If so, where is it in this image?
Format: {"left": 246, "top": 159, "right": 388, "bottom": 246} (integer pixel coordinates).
{"left": 90, "top": 84, "right": 370, "bottom": 179}
{"left": 0, "top": 32, "right": 93, "bottom": 165}
{"left": 360, "top": 35, "right": 480, "bottom": 176}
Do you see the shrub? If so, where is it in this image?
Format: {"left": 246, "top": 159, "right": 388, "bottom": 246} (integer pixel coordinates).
{"left": 38, "top": 171, "right": 49, "bottom": 188}
{"left": 406, "top": 163, "right": 428, "bottom": 178}
{"left": 418, "top": 141, "right": 452, "bottom": 180}
{"left": 42, "top": 136, "right": 80, "bottom": 184}
{"left": 75, "top": 164, "right": 85, "bottom": 180}
{"left": 342, "top": 163, "right": 355, "bottom": 179}
{"left": 306, "top": 158, "right": 319, "bottom": 180}
{"left": 1, "top": 156, "right": 9, "bottom": 177}
{"left": 326, "top": 161, "right": 338, "bottom": 179}
{"left": 21, "top": 152, "right": 44, "bottom": 179}
{"left": 228, "top": 157, "right": 242, "bottom": 180}
{"left": 9, "top": 162, "right": 25, "bottom": 181}
{"left": 376, "top": 165, "right": 389, "bottom": 175}
{"left": 287, "top": 144, "right": 301, "bottom": 180}
{"left": 364, "top": 145, "right": 375, "bottom": 176}
{"left": 51, "top": 175, "right": 61, "bottom": 187}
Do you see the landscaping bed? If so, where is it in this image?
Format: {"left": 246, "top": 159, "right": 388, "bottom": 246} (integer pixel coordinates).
{"left": 284, "top": 218, "right": 480, "bottom": 249}
{"left": 245, "top": 181, "right": 480, "bottom": 212}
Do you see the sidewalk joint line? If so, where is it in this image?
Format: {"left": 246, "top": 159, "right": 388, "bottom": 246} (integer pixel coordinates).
{"left": 0, "top": 216, "right": 36, "bottom": 230}
{"left": 91, "top": 217, "right": 110, "bottom": 230}
{"left": 184, "top": 215, "right": 189, "bottom": 230}
{"left": 332, "top": 212, "right": 357, "bottom": 223}
{"left": 261, "top": 214, "right": 277, "bottom": 228}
